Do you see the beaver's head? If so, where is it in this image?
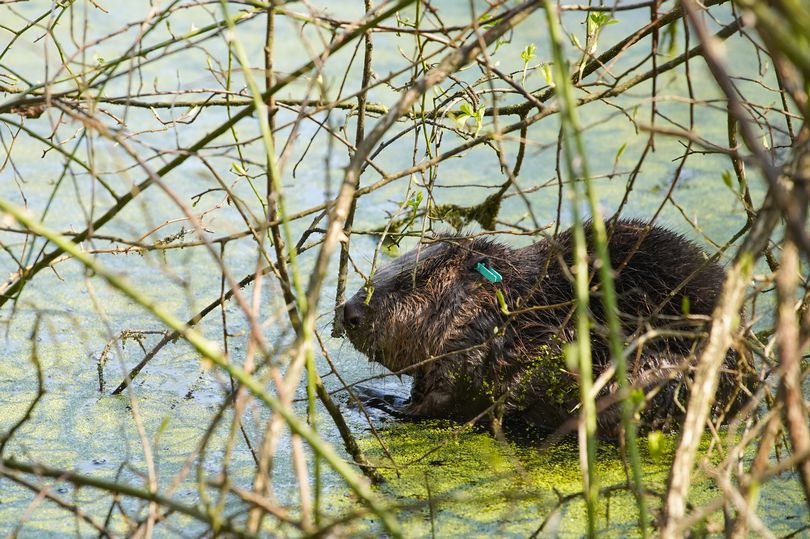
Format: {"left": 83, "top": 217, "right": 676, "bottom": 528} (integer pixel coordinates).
{"left": 341, "top": 236, "right": 512, "bottom": 373}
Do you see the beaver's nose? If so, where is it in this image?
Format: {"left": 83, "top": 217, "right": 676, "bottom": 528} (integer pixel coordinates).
{"left": 343, "top": 297, "right": 367, "bottom": 328}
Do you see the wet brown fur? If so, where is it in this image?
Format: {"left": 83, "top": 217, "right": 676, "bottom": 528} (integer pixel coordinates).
{"left": 342, "top": 219, "right": 755, "bottom": 437}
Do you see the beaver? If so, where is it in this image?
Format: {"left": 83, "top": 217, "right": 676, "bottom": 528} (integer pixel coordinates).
{"left": 341, "top": 219, "right": 753, "bottom": 436}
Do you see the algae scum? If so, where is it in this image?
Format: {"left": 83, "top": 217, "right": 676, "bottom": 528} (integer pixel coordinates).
{"left": 329, "top": 419, "right": 808, "bottom": 537}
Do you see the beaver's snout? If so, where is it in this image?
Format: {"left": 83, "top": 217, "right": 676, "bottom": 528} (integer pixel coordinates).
{"left": 342, "top": 295, "right": 368, "bottom": 329}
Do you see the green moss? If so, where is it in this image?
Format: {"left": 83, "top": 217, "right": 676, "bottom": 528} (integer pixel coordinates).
{"left": 431, "top": 190, "right": 503, "bottom": 232}
{"left": 517, "top": 338, "right": 575, "bottom": 406}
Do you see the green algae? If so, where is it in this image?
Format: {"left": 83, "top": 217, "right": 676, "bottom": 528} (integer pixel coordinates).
{"left": 341, "top": 422, "right": 660, "bottom": 537}
{"left": 324, "top": 421, "right": 808, "bottom": 538}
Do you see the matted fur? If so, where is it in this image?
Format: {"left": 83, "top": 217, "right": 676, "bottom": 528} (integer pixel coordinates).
{"left": 342, "top": 220, "right": 754, "bottom": 436}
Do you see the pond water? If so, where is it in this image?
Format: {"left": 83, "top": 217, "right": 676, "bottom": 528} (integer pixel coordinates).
{"left": 0, "top": 1, "right": 804, "bottom": 537}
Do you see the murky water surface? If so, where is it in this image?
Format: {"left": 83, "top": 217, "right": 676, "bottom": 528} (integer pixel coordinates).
{"left": 0, "top": 1, "right": 803, "bottom": 537}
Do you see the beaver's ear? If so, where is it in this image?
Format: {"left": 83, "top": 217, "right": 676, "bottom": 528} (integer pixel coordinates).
{"left": 469, "top": 256, "right": 490, "bottom": 272}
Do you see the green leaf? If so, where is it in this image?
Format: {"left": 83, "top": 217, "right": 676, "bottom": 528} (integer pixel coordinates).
{"left": 647, "top": 430, "right": 665, "bottom": 459}
{"left": 473, "top": 107, "right": 485, "bottom": 135}
{"left": 450, "top": 102, "right": 485, "bottom": 135}
{"left": 520, "top": 43, "right": 537, "bottom": 63}
{"left": 407, "top": 191, "right": 423, "bottom": 218}
{"left": 495, "top": 289, "right": 510, "bottom": 315}
{"left": 588, "top": 12, "right": 618, "bottom": 31}
{"left": 614, "top": 142, "right": 627, "bottom": 164}
{"left": 681, "top": 295, "right": 691, "bottom": 315}
{"left": 541, "top": 63, "right": 554, "bottom": 87}
{"left": 231, "top": 162, "right": 248, "bottom": 176}
{"left": 721, "top": 169, "right": 734, "bottom": 190}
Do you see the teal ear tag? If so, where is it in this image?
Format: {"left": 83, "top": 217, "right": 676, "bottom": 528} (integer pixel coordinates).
{"left": 474, "top": 262, "right": 503, "bottom": 284}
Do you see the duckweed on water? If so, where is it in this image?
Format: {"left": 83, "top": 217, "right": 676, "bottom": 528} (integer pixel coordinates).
{"left": 327, "top": 421, "right": 808, "bottom": 538}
